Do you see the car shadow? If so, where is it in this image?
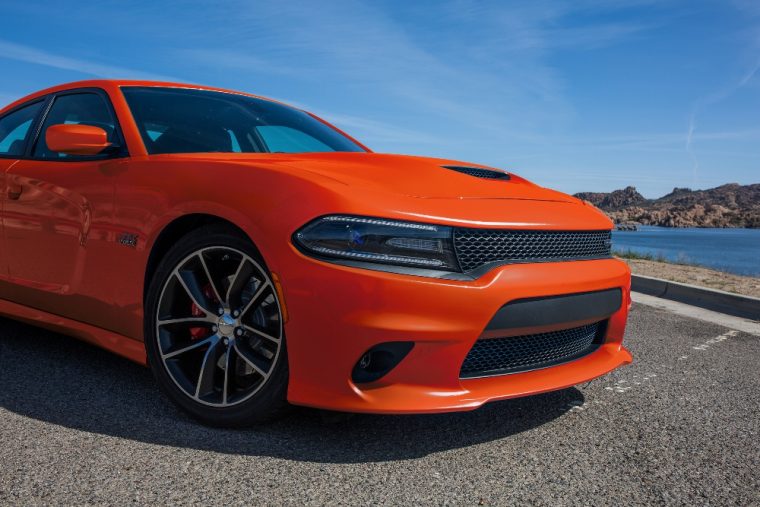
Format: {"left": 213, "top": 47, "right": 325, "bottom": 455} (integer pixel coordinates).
{"left": 0, "top": 317, "right": 582, "bottom": 464}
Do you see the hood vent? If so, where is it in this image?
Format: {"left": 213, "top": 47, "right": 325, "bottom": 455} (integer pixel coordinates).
{"left": 442, "top": 165, "right": 510, "bottom": 181}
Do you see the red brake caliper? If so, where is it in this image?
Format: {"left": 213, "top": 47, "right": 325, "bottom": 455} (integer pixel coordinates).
{"left": 189, "top": 284, "right": 218, "bottom": 340}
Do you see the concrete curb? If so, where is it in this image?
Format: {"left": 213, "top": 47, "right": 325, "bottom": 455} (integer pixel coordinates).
{"left": 631, "top": 274, "right": 760, "bottom": 321}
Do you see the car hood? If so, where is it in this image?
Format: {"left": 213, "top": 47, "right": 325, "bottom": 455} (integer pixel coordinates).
{"left": 207, "top": 152, "right": 578, "bottom": 202}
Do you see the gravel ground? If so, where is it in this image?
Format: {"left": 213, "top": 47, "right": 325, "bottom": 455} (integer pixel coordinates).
{"left": 1, "top": 303, "right": 759, "bottom": 505}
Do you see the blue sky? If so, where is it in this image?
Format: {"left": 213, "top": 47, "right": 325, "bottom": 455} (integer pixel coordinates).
{"left": 0, "top": 0, "right": 758, "bottom": 197}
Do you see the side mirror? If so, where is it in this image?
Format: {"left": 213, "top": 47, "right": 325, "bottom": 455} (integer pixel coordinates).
{"left": 45, "top": 124, "right": 112, "bottom": 156}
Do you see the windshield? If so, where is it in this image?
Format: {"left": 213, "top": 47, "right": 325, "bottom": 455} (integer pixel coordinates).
{"left": 121, "top": 87, "right": 366, "bottom": 155}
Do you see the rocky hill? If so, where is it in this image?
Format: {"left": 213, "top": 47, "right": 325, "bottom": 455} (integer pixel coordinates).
{"left": 573, "top": 183, "right": 760, "bottom": 228}
{"left": 575, "top": 186, "right": 647, "bottom": 210}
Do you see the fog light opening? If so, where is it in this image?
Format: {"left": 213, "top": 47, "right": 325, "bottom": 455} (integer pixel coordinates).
{"left": 351, "top": 342, "right": 414, "bottom": 384}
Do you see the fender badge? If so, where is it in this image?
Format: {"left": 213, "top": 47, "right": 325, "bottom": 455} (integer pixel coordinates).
{"left": 118, "top": 233, "right": 138, "bottom": 248}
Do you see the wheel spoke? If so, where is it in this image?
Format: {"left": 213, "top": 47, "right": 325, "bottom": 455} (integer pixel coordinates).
{"left": 224, "top": 258, "right": 246, "bottom": 304}
{"left": 162, "top": 335, "right": 215, "bottom": 359}
{"left": 233, "top": 341, "right": 269, "bottom": 377}
{"left": 175, "top": 271, "right": 214, "bottom": 317}
{"left": 222, "top": 348, "right": 233, "bottom": 404}
{"left": 239, "top": 281, "right": 270, "bottom": 317}
{"left": 195, "top": 338, "right": 223, "bottom": 398}
{"left": 243, "top": 324, "right": 280, "bottom": 344}
{"left": 198, "top": 252, "right": 224, "bottom": 305}
{"left": 158, "top": 316, "right": 215, "bottom": 327}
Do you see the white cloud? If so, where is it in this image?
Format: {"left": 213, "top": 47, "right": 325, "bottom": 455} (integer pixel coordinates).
{"left": 0, "top": 39, "right": 182, "bottom": 82}
{"left": 176, "top": 49, "right": 302, "bottom": 78}
{"left": 180, "top": 0, "right": 654, "bottom": 149}
{"left": 686, "top": 59, "right": 760, "bottom": 186}
{"left": 314, "top": 111, "right": 440, "bottom": 146}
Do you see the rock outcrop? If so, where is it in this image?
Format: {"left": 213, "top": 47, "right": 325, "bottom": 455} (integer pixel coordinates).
{"left": 575, "top": 186, "right": 647, "bottom": 210}
{"left": 573, "top": 183, "right": 760, "bottom": 228}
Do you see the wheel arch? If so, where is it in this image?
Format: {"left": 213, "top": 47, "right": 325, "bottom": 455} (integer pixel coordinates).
{"left": 143, "top": 213, "right": 253, "bottom": 303}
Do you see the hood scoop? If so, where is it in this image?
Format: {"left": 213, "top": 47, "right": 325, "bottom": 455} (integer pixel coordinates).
{"left": 442, "top": 165, "right": 510, "bottom": 181}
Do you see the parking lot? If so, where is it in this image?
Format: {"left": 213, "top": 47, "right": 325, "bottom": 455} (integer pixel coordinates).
{"left": 1, "top": 298, "right": 759, "bottom": 505}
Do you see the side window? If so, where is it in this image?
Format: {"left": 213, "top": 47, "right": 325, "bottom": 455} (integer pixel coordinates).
{"left": 255, "top": 126, "right": 332, "bottom": 153}
{"left": 0, "top": 101, "right": 44, "bottom": 157}
{"left": 34, "top": 93, "right": 117, "bottom": 159}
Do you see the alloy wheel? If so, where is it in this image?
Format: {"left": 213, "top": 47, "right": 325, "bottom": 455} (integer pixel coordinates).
{"left": 155, "top": 246, "right": 283, "bottom": 407}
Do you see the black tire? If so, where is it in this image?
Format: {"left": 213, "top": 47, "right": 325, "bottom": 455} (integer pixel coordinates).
{"left": 144, "top": 224, "right": 289, "bottom": 427}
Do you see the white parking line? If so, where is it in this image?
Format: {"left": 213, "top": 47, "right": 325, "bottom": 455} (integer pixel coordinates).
{"left": 565, "top": 314, "right": 749, "bottom": 415}
{"left": 692, "top": 330, "right": 738, "bottom": 351}
{"left": 570, "top": 326, "right": 740, "bottom": 415}
{"left": 603, "top": 373, "right": 658, "bottom": 394}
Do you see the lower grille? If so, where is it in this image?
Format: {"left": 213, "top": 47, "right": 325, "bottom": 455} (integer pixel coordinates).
{"left": 460, "top": 322, "right": 604, "bottom": 378}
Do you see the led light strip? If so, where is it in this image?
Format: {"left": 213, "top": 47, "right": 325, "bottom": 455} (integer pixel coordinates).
{"left": 311, "top": 246, "right": 445, "bottom": 267}
{"left": 321, "top": 215, "right": 439, "bottom": 232}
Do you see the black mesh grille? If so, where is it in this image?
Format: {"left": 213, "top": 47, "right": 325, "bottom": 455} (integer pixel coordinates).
{"left": 460, "top": 322, "right": 602, "bottom": 378}
{"left": 442, "top": 165, "right": 510, "bottom": 180}
{"left": 454, "top": 229, "right": 611, "bottom": 272}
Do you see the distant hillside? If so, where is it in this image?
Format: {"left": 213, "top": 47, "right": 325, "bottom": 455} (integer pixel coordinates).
{"left": 575, "top": 186, "right": 647, "bottom": 210}
{"left": 573, "top": 183, "right": 760, "bottom": 228}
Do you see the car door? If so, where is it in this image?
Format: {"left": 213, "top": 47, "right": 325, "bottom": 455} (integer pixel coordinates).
{"left": 0, "top": 98, "right": 47, "bottom": 296}
{"left": 3, "top": 89, "right": 129, "bottom": 330}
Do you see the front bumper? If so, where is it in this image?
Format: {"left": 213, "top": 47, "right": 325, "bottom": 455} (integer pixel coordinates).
{"left": 281, "top": 251, "right": 632, "bottom": 414}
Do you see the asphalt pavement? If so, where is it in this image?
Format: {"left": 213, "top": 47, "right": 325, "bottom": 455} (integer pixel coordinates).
{"left": 1, "top": 300, "right": 758, "bottom": 505}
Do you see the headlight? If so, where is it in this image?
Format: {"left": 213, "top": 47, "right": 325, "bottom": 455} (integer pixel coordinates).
{"left": 293, "top": 215, "right": 461, "bottom": 272}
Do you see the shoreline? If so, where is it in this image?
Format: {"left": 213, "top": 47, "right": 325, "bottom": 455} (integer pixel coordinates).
{"left": 617, "top": 257, "right": 760, "bottom": 298}
{"left": 614, "top": 224, "right": 758, "bottom": 230}
{"left": 612, "top": 227, "right": 759, "bottom": 280}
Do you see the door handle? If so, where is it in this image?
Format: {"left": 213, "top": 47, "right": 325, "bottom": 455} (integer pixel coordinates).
{"left": 8, "top": 183, "right": 22, "bottom": 200}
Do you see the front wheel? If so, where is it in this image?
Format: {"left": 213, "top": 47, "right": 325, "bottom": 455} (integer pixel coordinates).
{"left": 144, "top": 226, "right": 288, "bottom": 427}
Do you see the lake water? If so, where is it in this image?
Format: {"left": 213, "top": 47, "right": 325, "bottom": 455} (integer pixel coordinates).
{"left": 611, "top": 226, "right": 760, "bottom": 276}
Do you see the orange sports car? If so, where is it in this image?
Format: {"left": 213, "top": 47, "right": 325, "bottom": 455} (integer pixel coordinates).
{"left": 0, "top": 80, "right": 631, "bottom": 426}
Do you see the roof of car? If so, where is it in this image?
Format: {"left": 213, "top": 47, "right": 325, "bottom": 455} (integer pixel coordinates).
{"left": 1, "top": 79, "right": 288, "bottom": 114}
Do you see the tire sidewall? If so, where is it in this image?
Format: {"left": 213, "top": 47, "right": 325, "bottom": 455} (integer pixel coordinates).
{"left": 144, "top": 226, "right": 288, "bottom": 427}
